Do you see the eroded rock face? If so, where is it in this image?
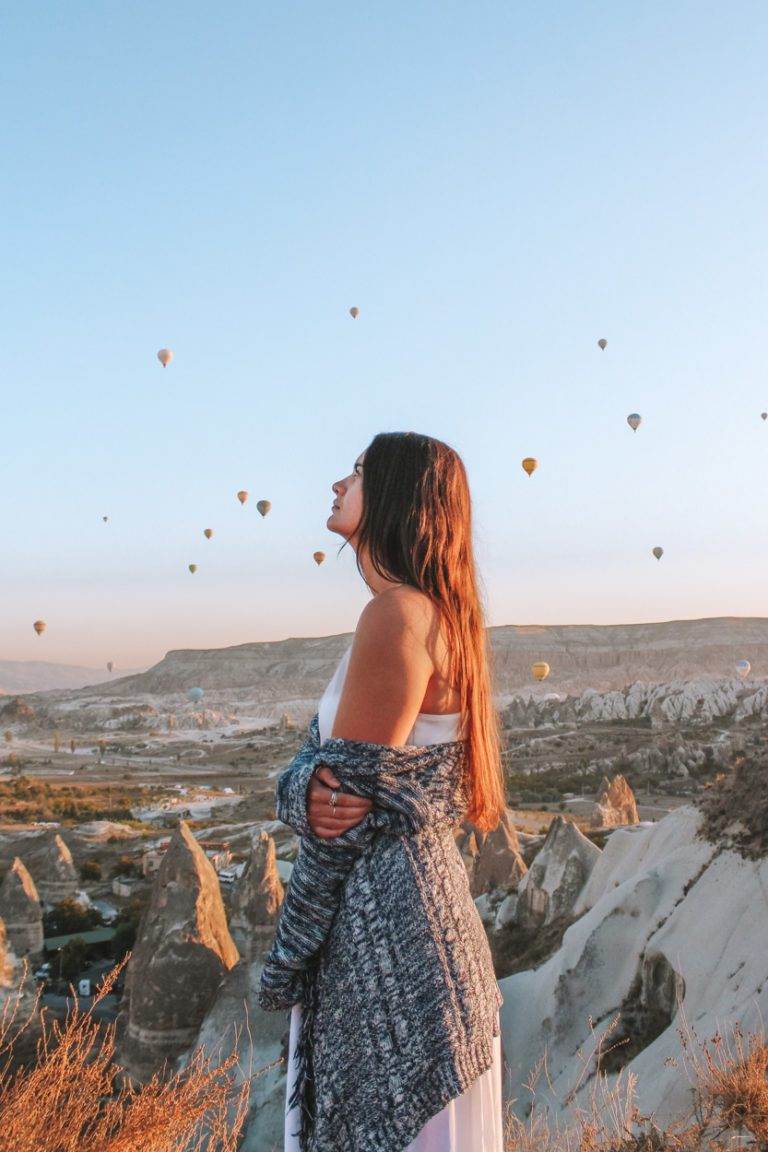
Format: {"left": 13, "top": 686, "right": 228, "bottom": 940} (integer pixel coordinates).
{"left": 115, "top": 820, "right": 239, "bottom": 1085}
{"left": 456, "top": 808, "right": 528, "bottom": 898}
{"left": 0, "top": 858, "right": 43, "bottom": 959}
{"left": 590, "top": 774, "right": 639, "bottom": 829}
{"left": 516, "top": 816, "right": 601, "bottom": 930}
{"left": 0, "top": 915, "right": 41, "bottom": 1066}
{"left": 33, "top": 833, "right": 78, "bottom": 904}
{"left": 229, "top": 830, "right": 284, "bottom": 962}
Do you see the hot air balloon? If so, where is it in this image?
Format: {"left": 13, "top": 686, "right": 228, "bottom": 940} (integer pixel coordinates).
{"left": 521, "top": 457, "right": 538, "bottom": 477}
{"left": 237, "top": 490, "right": 248, "bottom": 505}
{"left": 532, "top": 661, "right": 550, "bottom": 682}
{"left": 107, "top": 661, "right": 114, "bottom": 673}
{"left": 735, "top": 659, "right": 751, "bottom": 679}
{"left": 102, "top": 515, "right": 109, "bottom": 523}
{"left": 187, "top": 687, "right": 205, "bottom": 704}
{"left": 627, "top": 413, "right": 642, "bottom": 432}
{"left": 188, "top": 563, "right": 198, "bottom": 574}
{"left": 33, "top": 620, "right": 46, "bottom": 635}
{"left": 652, "top": 546, "right": 664, "bottom": 561}
{"left": 256, "top": 500, "right": 272, "bottom": 517}
{"left": 157, "top": 348, "right": 173, "bottom": 368}
{"left": 762, "top": 412, "right": 767, "bottom": 421}
{"left": 313, "top": 551, "right": 326, "bottom": 565}
{"left": 203, "top": 528, "right": 213, "bottom": 539}
{"left": 349, "top": 306, "right": 359, "bottom": 319}
{"left": 597, "top": 338, "right": 607, "bottom": 350}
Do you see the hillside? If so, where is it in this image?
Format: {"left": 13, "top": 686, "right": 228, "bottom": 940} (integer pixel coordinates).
{"left": 54, "top": 616, "right": 768, "bottom": 701}
{"left": 0, "top": 660, "right": 144, "bottom": 695}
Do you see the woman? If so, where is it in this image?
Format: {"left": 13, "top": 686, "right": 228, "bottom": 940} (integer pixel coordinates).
{"left": 278, "top": 430, "right": 507, "bottom": 1151}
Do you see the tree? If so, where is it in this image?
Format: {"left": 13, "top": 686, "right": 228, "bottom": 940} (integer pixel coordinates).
{"left": 59, "top": 936, "right": 89, "bottom": 982}
{"left": 43, "top": 897, "right": 101, "bottom": 936}
{"left": 80, "top": 859, "right": 102, "bottom": 882}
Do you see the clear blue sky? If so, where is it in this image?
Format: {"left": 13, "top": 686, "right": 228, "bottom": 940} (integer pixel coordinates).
{"left": 2, "top": 2, "right": 767, "bottom": 668}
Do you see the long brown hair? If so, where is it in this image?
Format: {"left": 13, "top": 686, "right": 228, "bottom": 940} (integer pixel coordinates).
{"left": 340, "top": 431, "right": 505, "bottom": 833}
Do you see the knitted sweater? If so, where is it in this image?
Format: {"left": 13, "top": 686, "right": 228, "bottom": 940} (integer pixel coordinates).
{"left": 258, "top": 713, "right": 504, "bottom": 1152}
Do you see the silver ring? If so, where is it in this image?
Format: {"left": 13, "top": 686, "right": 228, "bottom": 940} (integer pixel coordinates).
{"left": 329, "top": 789, "right": 338, "bottom": 809}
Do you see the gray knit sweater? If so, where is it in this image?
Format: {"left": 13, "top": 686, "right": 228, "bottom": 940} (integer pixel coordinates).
{"left": 258, "top": 712, "right": 504, "bottom": 1152}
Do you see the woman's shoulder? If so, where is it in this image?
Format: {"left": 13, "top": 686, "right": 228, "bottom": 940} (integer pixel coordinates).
{"left": 357, "top": 584, "right": 438, "bottom": 637}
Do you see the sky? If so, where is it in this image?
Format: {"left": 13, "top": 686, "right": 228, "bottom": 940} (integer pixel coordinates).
{"left": 1, "top": 2, "right": 767, "bottom": 669}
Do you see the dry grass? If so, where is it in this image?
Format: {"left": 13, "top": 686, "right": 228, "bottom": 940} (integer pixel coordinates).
{"left": 504, "top": 1007, "right": 768, "bottom": 1152}
{"left": 0, "top": 957, "right": 276, "bottom": 1152}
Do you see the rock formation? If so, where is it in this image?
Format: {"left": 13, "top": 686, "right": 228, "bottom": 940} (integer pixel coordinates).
{"left": 456, "top": 807, "right": 528, "bottom": 898}
{"left": 32, "top": 833, "right": 79, "bottom": 903}
{"left": 0, "top": 915, "right": 41, "bottom": 1066}
{"left": 0, "top": 858, "right": 43, "bottom": 959}
{"left": 516, "top": 816, "right": 601, "bottom": 930}
{"left": 115, "top": 820, "right": 239, "bottom": 1085}
{"left": 590, "top": 774, "right": 640, "bottom": 829}
{"left": 498, "top": 799, "right": 768, "bottom": 1131}
{"left": 228, "top": 830, "right": 284, "bottom": 961}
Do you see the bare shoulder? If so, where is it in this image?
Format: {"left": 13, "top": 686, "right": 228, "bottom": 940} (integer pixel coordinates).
{"left": 333, "top": 586, "right": 437, "bottom": 742}
{"left": 357, "top": 584, "right": 438, "bottom": 644}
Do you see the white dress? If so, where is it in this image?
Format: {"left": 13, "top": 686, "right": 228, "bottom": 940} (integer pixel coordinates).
{"left": 284, "top": 645, "right": 505, "bottom": 1152}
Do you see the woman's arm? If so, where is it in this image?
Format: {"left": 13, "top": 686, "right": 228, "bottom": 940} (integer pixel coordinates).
{"left": 305, "top": 587, "right": 437, "bottom": 837}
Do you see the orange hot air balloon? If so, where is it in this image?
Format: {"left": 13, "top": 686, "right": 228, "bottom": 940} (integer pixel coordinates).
{"left": 597, "top": 338, "right": 607, "bottom": 350}
{"left": 203, "top": 528, "right": 213, "bottom": 539}
{"left": 236, "top": 490, "right": 248, "bottom": 505}
{"left": 313, "top": 551, "right": 326, "bottom": 565}
{"left": 349, "top": 306, "right": 359, "bottom": 319}
{"left": 157, "top": 347, "right": 173, "bottom": 367}
{"left": 521, "top": 457, "right": 538, "bottom": 477}
{"left": 33, "top": 620, "right": 46, "bottom": 636}
{"left": 256, "top": 500, "right": 271, "bottom": 517}
{"left": 188, "top": 563, "right": 198, "bottom": 574}
{"left": 532, "top": 661, "right": 550, "bottom": 682}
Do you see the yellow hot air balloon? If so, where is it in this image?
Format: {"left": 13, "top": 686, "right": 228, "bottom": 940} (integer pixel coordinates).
{"left": 157, "top": 347, "right": 173, "bottom": 367}
{"left": 521, "top": 457, "right": 538, "bottom": 477}
{"left": 532, "top": 661, "right": 550, "bottom": 682}
{"left": 33, "top": 620, "right": 46, "bottom": 635}
{"left": 203, "top": 528, "right": 213, "bottom": 539}
{"left": 188, "top": 563, "right": 198, "bottom": 574}
{"left": 652, "top": 546, "right": 664, "bottom": 561}
{"left": 237, "top": 490, "right": 248, "bottom": 505}
{"left": 349, "top": 306, "right": 360, "bottom": 319}
{"left": 313, "top": 551, "right": 326, "bottom": 565}
{"left": 597, "top": 338, "right": 607, "bottom": 350}
{"left": 256, "top": 500, "right": 272, "bottom": 517}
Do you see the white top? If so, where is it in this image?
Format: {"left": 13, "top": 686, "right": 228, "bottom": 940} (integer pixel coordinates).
{"left": 317, "top": 644, "right": 461, "bottom": 746}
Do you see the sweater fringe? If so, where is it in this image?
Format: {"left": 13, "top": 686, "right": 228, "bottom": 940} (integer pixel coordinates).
{"left": 286, "top": 960, "right": 320, "bottom": 1152}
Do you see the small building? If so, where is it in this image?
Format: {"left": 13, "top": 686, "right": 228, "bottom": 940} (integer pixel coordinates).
{"left": 112, "top": 875, "right": 141, "bottom": 898}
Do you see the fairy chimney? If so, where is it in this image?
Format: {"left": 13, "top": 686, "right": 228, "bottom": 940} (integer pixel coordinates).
{"left": 229, "top": 830, "right": 284, "bottom": 962}
{"left": 33, "top": 833, "right": 79, "bottom": 903}
{"left": 590, "top": 774, "right": 640, "bottom": 829}
{"left": 115, "top": 820, "right": 240, "bottom": 1085}
{"left": 456, "top": 807, "right": 528, "bottom": 897}
{"left": 0, "top": 858, "right": 44, "bottom": 960}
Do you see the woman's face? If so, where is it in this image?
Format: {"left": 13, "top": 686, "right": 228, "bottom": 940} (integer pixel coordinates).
{"left": 327, "top": 450, "right": 365, "bottom": 540}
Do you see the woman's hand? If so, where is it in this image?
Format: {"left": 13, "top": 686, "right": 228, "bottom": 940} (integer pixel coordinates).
{"left": 307, "top": 764, "right": 373, "bottom": 839}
